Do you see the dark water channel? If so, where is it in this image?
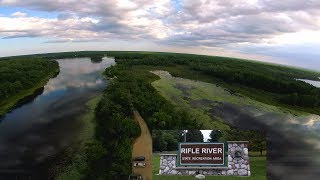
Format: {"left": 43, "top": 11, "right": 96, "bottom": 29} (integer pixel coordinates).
{"left": 0, "top": 57, "right": 115, "bottom": 179}
{"left": 209, "top": 102, "right": 320, "bottom": 180}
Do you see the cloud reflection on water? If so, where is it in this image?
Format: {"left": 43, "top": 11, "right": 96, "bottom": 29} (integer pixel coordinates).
{"left": 0, "top": 57, "right": 115, "bottom": 171}
{"left": 43, "top": 57, "right": 113, "bottom": 94}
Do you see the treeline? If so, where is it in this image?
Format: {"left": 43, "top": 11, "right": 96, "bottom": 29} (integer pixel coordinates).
{"left": 106, "top": 51, "right": 189, "bottom": 66}
{"left": 104, "top": 65, "right": 201, "bottom": 130}
{"left": 83, "top": 79, "right": 141, "bottom": 179}
{"left": 152, "top": 130, "right": 204, "bottom": 152}
{"left": 152, "top": 130, "right": 183, "bottom": 152}
{"left": 215, "top": 130, "right": 266, "bottom": 156}
{"left": 40, "top": 51, "right": 106, "bottom": 63}
{"left": 0, "top": 58, "right": 59, "bottom": 100}
{"left": 152, "top": 130, "right": 266, "bottom": 156}
{"left": 106, "top": 51, "right": 319, "bottom": 79}
{"left": 0, "top": 51, "right": 107, "bottom": 60}
{"left": 0, "top": 51, "right": 106, "bottom": 64}
{"left": 189, "top": 63, "right": 320, "bottom": 107}
{"left": 86, "top": 64, "right": 199, "bottom": 178}
{"left": 107, "top": 51, "right": 320, "bottom": 108}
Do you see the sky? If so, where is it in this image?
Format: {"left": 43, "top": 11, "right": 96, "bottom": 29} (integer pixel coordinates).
{"left": 200, "top": 130, "right": 211, "bottom": 142}
{"left": 0, "top": 0, "right": 320, "bottom": 71}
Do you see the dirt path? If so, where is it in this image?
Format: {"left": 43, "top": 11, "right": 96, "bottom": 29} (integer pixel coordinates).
{"left": 132, "top": 111, "right": 152, "bottom": 180}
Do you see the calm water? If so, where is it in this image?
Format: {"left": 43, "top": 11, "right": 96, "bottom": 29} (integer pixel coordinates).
{"left": 0, "top": 57, "right": 115, "bottom": 172}
{"left": 296, "top": 78, "right": 320, "bottom": 88}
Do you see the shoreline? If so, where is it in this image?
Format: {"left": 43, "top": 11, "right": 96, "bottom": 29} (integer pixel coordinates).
{"left": 0, "top": 67, "right": 60, "bottom": 117}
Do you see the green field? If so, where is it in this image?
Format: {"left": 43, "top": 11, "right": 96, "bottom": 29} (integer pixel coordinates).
{"left": 152, "top": 153, "right": 266, "bottom": 180}
{"left": 151, "top": 71, "right": 231, "bottom": 129}
{"left": 148, "top": 64, "right": 320, "bottom": 116}
{"left": 151, "top": 70, "right": 312, "bottom": 125}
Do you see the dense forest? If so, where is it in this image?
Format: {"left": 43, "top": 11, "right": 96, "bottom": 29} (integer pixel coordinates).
{"left": 0, "top": 58, "right": 59, "bottom": 116}
{"left": 0, "top": 58, "right": 59, "bottom": 99}
{"left": 104, "top": 65, "right": 201, "bottom": 129}
{"left": 106, "top": 51, "right": 320, "bottom": 109}
{"left": 83, "top": 80, "right": 141, "bottom": 179}
{"left": 85, "top": 61, "right": 201, "bottom": 178}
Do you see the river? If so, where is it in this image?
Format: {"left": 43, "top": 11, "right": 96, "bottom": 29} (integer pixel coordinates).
{"left": 0, "top": 57, "right": 115, "bottom": 178}
{"left": 296, "top": 78, "right": 320, "bottom": 88}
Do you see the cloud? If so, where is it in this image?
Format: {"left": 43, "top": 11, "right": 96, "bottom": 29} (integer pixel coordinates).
{"left": 0, "top": 0, "right": 174, "bottom": 41}
{"left": 0, "top": 0, "right": 320, "bottom": 70}
{"left": 160, "top": 0, "right": 320, "bottom": 48}
{"left": 11, "top": 11, "right": 27, "bottom": 17}
{"left": 1, "top": 0, "right": 319, "bottom": 45}
{"left": 260, "top": 0, "right": 320, "bottom": 12}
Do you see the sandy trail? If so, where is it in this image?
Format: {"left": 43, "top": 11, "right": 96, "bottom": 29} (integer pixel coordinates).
{"left": 132, "top": 111, "right": 152, "bottom": 180}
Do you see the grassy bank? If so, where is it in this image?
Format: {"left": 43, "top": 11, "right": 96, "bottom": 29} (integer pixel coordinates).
{"left": 150, "top": 70, "right": 312, "bottom": 125}
{"left": 0, "top": 76, "right": 53, "bottom": 116}
{"left": 54, "top": 95, "right": 102, "bottom": 179}
{"left": 151, "top": 71, "right": 230, "bottom": 129}
{"left": 152, "top": 153, "right": 266, "bottom": 180}
{"left": 160, "top": 65, "right": 320, "bottom": 116}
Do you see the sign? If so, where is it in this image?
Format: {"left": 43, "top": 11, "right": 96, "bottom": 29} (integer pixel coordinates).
{"left": 179, "top": 143, "right": 225, "bottom": 166}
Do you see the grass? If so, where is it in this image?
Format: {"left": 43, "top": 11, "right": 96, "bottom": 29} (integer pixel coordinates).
{"left": 77, "top": 95, "right": 101, "bottom": 142}
{"left": 248, "top": 151, "right": 266, "bottom": 157}
{"left": 55, "top": 95, "right": 102, "bottom": 180}
{"left": 150, "top": 70, "right": 316, "bottom": 127}
{"left": 162, "top": 65, "right": 319, "bottom": 116}
{"left": 152, "top": 153, "right": 266, "bottom": 180}
{"left": 151, "top": 72, "right": 230, "bottom": 130}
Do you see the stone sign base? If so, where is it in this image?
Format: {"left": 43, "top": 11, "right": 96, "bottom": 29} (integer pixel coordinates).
{"left": 159, "top": 141, "right": 250, "bottom": 176}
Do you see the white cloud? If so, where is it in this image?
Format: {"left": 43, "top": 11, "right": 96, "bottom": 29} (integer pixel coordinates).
{"left": 266, "top": 31, "right": 320, "bottom": 45}
{"left": 0, "top": 16, "right": 101, "bottom": 40}
{"left": 0, "top": 0, "right": 320, "bottom": 70}
{"left": 11, "top": 11, "right": 27, "bottom": 17}
{"left": 1, "top": 0, "right": 319, "bottom": 46}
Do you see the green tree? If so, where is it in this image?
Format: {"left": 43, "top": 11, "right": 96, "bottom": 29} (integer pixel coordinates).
{"left": 219, "top": 129, "right": 266, "bottom": 156}
{"left": 209, "top": 130, "right": 222, "bottom": 142}
{"left": 186, "top": 130, "right": 203, "bottom": 142}
{"left": 152, "top": 130, "right": 167, "bottom": 152}
{"left": 152, "top": 130, "right": 181, "bottom": 151}
{"left": 248, "top": 131, "right": 266, "bottom": 156}
{"left": 163, "top": 132, "right": 179, "bottom": 151}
